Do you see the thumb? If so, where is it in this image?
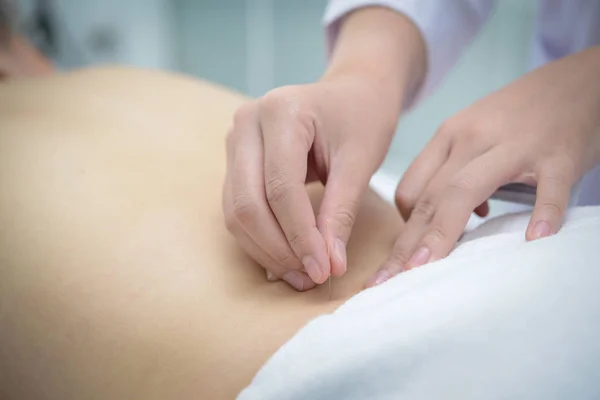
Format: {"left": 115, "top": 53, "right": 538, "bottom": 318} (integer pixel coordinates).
{"left": 318, "top": 153, "right": 373, "bottom": 277}
{"left": 526, "top": 167, "right": 572, "bottom": 241}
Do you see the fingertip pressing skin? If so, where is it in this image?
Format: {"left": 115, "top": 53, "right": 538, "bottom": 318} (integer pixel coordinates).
{"left": 405, "top": 246, "right": 431, "bottom": 270}
{"left": 258, "top": 254, "right": 316, "bottom": 292}
{"left": 301, "top": 254, "right": 326, "bottom": 284}
{"left": 316, "top": 163, "right": 370, "bottom": 279}
{"left": 333, "top": 238, "right": 347, "bottom": 276}
{"left": 527, "top": 220, "right": 552, "bottom": 240}
{"left": 365, "top": 267, "right": 392, "bottom": 288}
{"left": 525, "top": 166, "right": 573, "bottom": 241}
{"left": 318, "top": 217, "right": 348, "bottom": 278}
{"left": 323, "top": 222, "right": 347, "bottom": 278}
{"left": 320, "top": 225, "right": 348, "bottom": 279}
{"left": 282, "top": 271, "right": 315, "bottom": 292}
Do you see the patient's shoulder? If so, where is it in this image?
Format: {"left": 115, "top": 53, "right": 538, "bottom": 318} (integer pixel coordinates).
{"left": 73, "top": 65, "right": 246, "bottom": 101}
{"left": 0, "top": 65, "right": 248, "bottom": 113}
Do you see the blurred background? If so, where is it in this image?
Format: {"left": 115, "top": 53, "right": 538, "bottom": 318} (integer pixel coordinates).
{"left": 13, "top": 0, "right": 536, "bottom": 213}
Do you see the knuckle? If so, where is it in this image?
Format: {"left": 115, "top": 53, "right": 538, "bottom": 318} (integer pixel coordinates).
{"left": 231, "top": 193, "right": 259, "bottom": 224}
{"left": 411, "top": 197, "right": 437, "bottom": 223}
{"left": 260, "top": 87, "right": 297, "bottom": 114}
{"left": 388, "top": 249, "right": 411, "bottom": 268}
{"left": 287, "top": 228, "right": 309, "bottom": 252}
{"left": 273, "top": 250, "right": 297, "bottom": 269}
{"left": 439, "top": 117, "right": 487, "bottom": 143}
{"left": 260, "top": 87, "right": 315, "bottom": 130}
{"left": 425, "top": 227, "right": 447, "bottom": 247}
{"left": 448, "top": 172, "right": 478, "bottom": 194}
{"left": 332, "top": 205, "right": 358, "bottom": 238}
{"left": 259, "top": 87, "right": 318, "bottom": 152}
{"left": 233, "top": 102, "right": 256, "bottom": 127}
{"left": 539, "top": 201, "right": 564, "bottom": 218}
{"left": 265, "top": 172, "right": 292, "bottom": 205}
{"left": 544, "top": 162, "right": 576, "bottom": 186}
{"left": 460, "top": 124, "right": 485, "bottom": 143}
{"left": 395, "top": 185, "right": 416, "bottom": 213}
{"left": 559, "top": 154, "right": 579, "bottom": 178}
{"left": 543, "top": 173, "right": 571, "bottom": 192}
{"left": 437, "top": 117, "right": 461, "bottom": 138}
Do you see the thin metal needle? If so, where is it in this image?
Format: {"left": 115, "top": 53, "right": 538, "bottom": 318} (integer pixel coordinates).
{"left": 326, "top": 220, "right": 332, "bottom": 301}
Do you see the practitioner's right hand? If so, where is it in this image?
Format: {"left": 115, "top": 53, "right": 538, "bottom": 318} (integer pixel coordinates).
{"left": 223, "top": 77, "right": 398, "bottom": 291}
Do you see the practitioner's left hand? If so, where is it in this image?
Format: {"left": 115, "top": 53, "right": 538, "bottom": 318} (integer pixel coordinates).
{"left": 368, "top": 45, "right": 600, "bottom": 287}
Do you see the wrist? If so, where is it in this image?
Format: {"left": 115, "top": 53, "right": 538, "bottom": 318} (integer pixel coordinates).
{"left": 319, "top": 69, "right": 401, "bottom": 133}
{"left": 321, "top": 7, "right": 426, "bottom": 115}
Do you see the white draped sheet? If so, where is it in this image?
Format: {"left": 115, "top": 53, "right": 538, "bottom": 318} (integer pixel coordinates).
{"left": 239, "top": 206, "right": 600, "bottom": 400}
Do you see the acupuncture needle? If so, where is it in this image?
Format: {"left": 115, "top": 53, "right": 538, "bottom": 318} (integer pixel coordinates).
{"left": 326, "top": 220, "right": 332, "bottom": 301}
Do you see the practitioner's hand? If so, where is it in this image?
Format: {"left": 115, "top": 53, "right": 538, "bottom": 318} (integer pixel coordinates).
{"left": 368, "top": 45, "right": 600, "bottom": 287}
{"left": 223, "top": 77, "right": 398, "bottom": 290}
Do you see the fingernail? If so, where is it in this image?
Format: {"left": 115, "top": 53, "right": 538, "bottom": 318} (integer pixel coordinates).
{"left": 335, "top": 239, "right": 347, "bottom": 274}
{"left": 302, "top": 256, "right": 322, "bottom": 282}
{"left": 366, "top": 269, "right": 391, "bottom": 288}
{"left": 532, "top": 220, "right": 551, "bottom": 240}
{"left": 266, "top": 271, "right": 278, "bottom": 282}
{"left": 406, "top": 247, "right": 430, "bottom": 270}
{"left": 283, "top": 271, "right": 305, "bottom": 291}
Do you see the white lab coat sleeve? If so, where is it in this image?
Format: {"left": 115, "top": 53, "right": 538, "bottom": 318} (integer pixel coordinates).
{"left": 323, "top": 0, "right": 497, "bottom": 110}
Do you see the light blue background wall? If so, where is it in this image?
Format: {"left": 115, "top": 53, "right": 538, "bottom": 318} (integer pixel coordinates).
{"left": 171, "top": 0, "right": 536, "bottom": 177}
{"left": 173, "top": 0, "right": 328, "bottom": 95}
{"left": 21, "top": 0, "right": 536, "bottom": 180}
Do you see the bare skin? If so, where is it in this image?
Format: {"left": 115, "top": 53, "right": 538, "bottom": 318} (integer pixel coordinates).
{"left": 0, "top": 67, "right": 403, "bottom": 400}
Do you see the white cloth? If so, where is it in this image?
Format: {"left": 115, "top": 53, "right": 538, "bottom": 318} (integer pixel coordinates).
{"left": 323, "top": 0, "right": 600, "bottom": 207}
{"left": 238, "top": 206, "right": 600, "bottom": 400}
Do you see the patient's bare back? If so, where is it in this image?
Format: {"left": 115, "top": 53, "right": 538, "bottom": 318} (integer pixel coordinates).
{"left": 0, "top": 67, "right": 402, "bottom": 400}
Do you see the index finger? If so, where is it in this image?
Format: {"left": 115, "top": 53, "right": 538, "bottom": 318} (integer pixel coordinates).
{"left": 418, "top": 146, "right": 523, "bottom": 262}
{"left": 260, "top": 105, "right": 330, "bottom": 284}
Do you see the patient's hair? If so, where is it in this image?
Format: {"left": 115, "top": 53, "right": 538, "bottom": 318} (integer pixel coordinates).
{"left": 0, "top": 0, "right": 14, "bottom": 49}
